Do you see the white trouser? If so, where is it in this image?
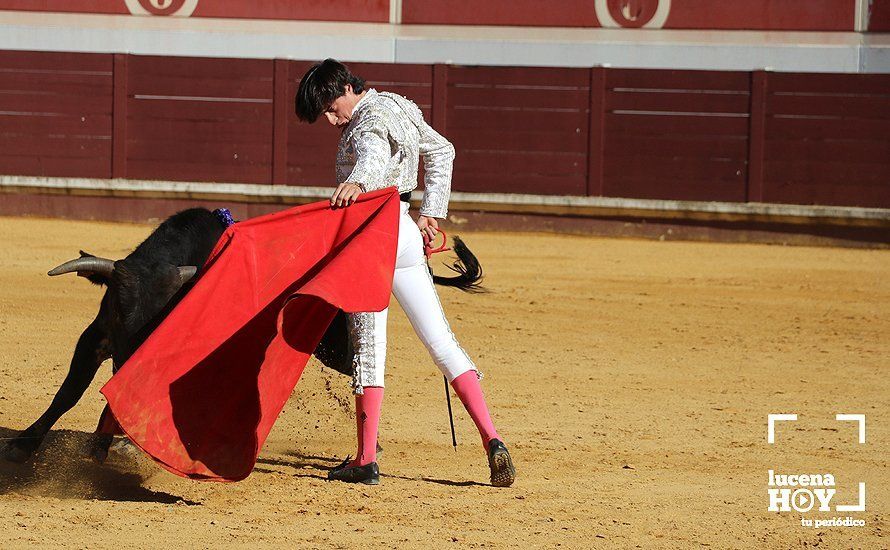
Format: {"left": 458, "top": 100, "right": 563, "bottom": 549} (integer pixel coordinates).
{"left": 348, "top": 201, "right": 476, "bottom": 393}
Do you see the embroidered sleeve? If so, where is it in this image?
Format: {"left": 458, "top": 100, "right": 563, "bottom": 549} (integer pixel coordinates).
{"left": 417, "top": 118, "right": 455, "bottom": 219}
{"left": 346, "top": 119, "right": 392, "bottom": 192}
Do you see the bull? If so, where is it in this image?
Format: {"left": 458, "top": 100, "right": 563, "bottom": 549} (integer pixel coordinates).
{"left": 3, "top": 206, "right": 483, "bottom": 464}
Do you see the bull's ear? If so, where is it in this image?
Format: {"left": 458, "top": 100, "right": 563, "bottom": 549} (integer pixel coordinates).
{"left": 178, "top": 266, "right": 198, "bottom": 286}
{"left": 81, "top": 272, "right": 110, "bottom": 286}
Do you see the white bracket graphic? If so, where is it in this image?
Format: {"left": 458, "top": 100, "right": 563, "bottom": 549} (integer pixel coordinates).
{"left": 835, "top": 414, "right": 866, "bottom": 443}
{"left": 836, "top": 482, "right": 867, "bottom": 512}
{"left": 768, "top": 414, "right": 797, "bottom": 444}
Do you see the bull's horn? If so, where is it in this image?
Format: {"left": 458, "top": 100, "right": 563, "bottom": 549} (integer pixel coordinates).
{"left": 48, "top": 257, "right": 115, "bottom": 277}
{"left": 178, "top": 266, "right": 198, "bottom": 285}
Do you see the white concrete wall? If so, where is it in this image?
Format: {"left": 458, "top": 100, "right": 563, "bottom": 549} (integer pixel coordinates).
{"left": 0, "top": 10, "right": 887, "bottom": 73}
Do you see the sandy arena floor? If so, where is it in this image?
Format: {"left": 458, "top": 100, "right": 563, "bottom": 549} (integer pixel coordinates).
{"left": 0, "top": 215, "right": 886, "bottom": 549}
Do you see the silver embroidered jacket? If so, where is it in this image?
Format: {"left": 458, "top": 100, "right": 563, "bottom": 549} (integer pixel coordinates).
{"left": 336, "top": 89, "right": 455, "bottom": 219}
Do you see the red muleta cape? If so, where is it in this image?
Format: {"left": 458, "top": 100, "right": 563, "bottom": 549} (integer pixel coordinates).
{"left": 100, "top": 188, "right": 400, "bottom": 481}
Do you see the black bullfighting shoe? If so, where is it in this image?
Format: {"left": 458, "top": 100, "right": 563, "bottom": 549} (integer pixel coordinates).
{"left": 487, "top": 439, "right": 516, "bottom": 487}
{"left": 327, "top": 456, "right": 380, "bottom": 485}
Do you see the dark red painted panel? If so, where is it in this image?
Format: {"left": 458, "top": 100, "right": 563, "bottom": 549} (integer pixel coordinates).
{"left": 0, "top": 91, "right": 111, "bottom": 115}
{"left": 662, "top": 0, "right": 855, "bottom": 31}
{"left": 129, "top": 55, "right": 273, "bottom": 81}
{"left": 128, "top": 99, "right": 273, "bottom": 122}
{"left": 0, "top": 72, "right": 112, "bottom": 95}
{"left": 192, "top": 0, "right": 388, "bottom": 23}
{"left": 601, "top": 68, "right": 751, "bottom": 201}
{"left": 605, "top": 156, "right": 746, "bottom": 183}
{"left": 0, "top": 1, "right": 125, "bottom": 15}
{"left": 451, "top": 129, "right": 588, "bottom": 154}
{"left": 606, "top": 91, "right": 750, "bottom": 114}
{"left": 127, "top": 159, "right": 270, "bottom": 184}
{"left": 0, "top": 0, "right": 386, "bottom": 23}
{"left": 455, "top": 150, "right": 587, "bottom": 177}
{"left": 0, "top": 0, "right": 860, "bottom": 30}
{"left": 603, "top": 176, "right": 748, "bottom": 202}
{"left": 0, "top": 154, "right": 109, "bottom": 178}
{"left": 447, "top": 109, "right": 586, "bottom": 132}
{"left": 606, "top": 113, "right": 750, "bottom": 137}
{"left": 605, "top": 135, "right": 749, "bottom": 160}
{"left": 0, "top": 135, "right": 110, "bottom": 158}
{"left": 402, "top": 0, "right": 598, "bottom": 27}
{"left": 871, "top": 0, "right": 890, "bottom": 31}
{"left": 763, "top": 182, "right": 890, "bottom": 208}
{"left": 455, "top": 173, "right": 587, "bottom": 196}
{"left": 765, "top": 160, "right": 888, "bottom": 187}
{"left": 127, "top": 74, "right": 273, "bottom": 99}
{"left": 765, "top": 116, "right": 890, "bottom": 141}
{"left": 128, "top": 118, "right": 270, "bottom": 141}
{"left": 403, "top": 0, "right": 854, "bottom": 30}
{"left": 1, "top": 51, "right": 887, "bottom": 210}
{"left": 445, "top": 65, "right": 589, "bottom": 194}
{"left": 346, "top": 62, "right": 434, "bottom": 84}
{"left": 0, "top": 114, "right": 112, "bottom": 136}
{"left": 767, "top": 94, "right": 890, "bottom": 119}
{"left": 764, "top": 139, "right": 890, "bottom": 164}
{"left": 762, "top": 70, "right": 890, "bottom": 208}
{"left": 767, "top": 72, "right": 890, "bottom": 94}
{"left": 128, "top": 139, "right": 272, "bottom": 164}
{"left": 348, "top": 62, "right": 434, "bottom": 111}
{"left": 449, "top": 66, "right": 590, "bottom": 88}
{"left": 607, "top": 69, "right": 750, "bottom": 91}
{"left": 125, "top": 55, "right": 274, "bottom": 183}
{"left": 286, "top": 164, "right": 337, "bottom": 187}
{"left": 449, "top": 86, "right": 590, "bottom": 110}
{"left": 0, "top": 50, "right": 112, "bottom": 72}
{"left": 0, "top": 50, "right": 112, "bottom": 179}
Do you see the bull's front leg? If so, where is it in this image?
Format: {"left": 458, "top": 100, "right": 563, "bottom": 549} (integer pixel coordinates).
{"left": 3, "top": 318, "right": 110, "bottom": 463}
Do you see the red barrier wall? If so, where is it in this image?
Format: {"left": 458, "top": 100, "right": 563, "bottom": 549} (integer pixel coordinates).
{"left": 403, "top": 0, "right": 858, "bottom": 31}
{"left": 870, "top": 0, "right": 890, "bottom": 31}
{"left": 1, "top": 51, "right": 888, "bottom": 208}
{"left": 0, "top": 0, "right": 388, "bottom": 22}
{"left": 442, "top": 66, "right": 591, "bottom": 195}
{"left": 124, "top": 55, "right": 274, "bottom": 183}
{"left": 0, "top": 0, "right": 865, "bottom": 30}
{"left": 601, "top": 69, "right": 751, "bottom": 202}
{"left": 0, "top": 50, "right": 113, "bottom": 178}
{"left": 761, "top": 73, "right": 890, "bottom": 207}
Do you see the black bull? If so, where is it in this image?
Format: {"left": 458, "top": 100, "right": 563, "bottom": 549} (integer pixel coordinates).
{"left": 3, "top": 207, "right": 483, "bottom": 463}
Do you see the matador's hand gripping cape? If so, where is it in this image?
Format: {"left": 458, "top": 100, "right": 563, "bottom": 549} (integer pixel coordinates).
{"left": 100, "top": 188, "right": 400, "bottom": 481}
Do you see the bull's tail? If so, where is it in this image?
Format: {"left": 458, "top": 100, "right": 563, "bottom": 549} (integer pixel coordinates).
{"left": 431, "top": 236, "right": 486, "bottom": 293}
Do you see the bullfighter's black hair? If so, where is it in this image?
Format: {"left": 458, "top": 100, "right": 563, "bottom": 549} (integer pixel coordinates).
{"left": 294, "top": 58, "right": 366, "bottom": 123}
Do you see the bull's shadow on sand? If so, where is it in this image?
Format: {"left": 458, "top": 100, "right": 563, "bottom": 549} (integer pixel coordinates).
{"left": 253, "top": 452, "right": 336, "bottom": 480}
{"left": 0, "top": 426, "right": 200, "bottom": 505}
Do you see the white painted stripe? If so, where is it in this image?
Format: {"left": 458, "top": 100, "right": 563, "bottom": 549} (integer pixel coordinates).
{"left": 1, "top": 175, "right": 887, "bottom": 222}
{"left": 389, "top": 0, "right": 402, "bottom": 25}
{"left": 855, "top": 0, "right": 870, "bottom": 32}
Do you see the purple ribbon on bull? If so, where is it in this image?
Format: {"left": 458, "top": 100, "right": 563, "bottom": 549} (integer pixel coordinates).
{"left": 213, "top": 208, "right": 236, "bottom": 228}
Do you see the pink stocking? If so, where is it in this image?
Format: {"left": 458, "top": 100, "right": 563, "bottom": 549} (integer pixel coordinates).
{"left": 451, "top": 371, "right": 501, "bottom": 448}
{"left": 353, "top": 386, "right": 384, "bottom": 466}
